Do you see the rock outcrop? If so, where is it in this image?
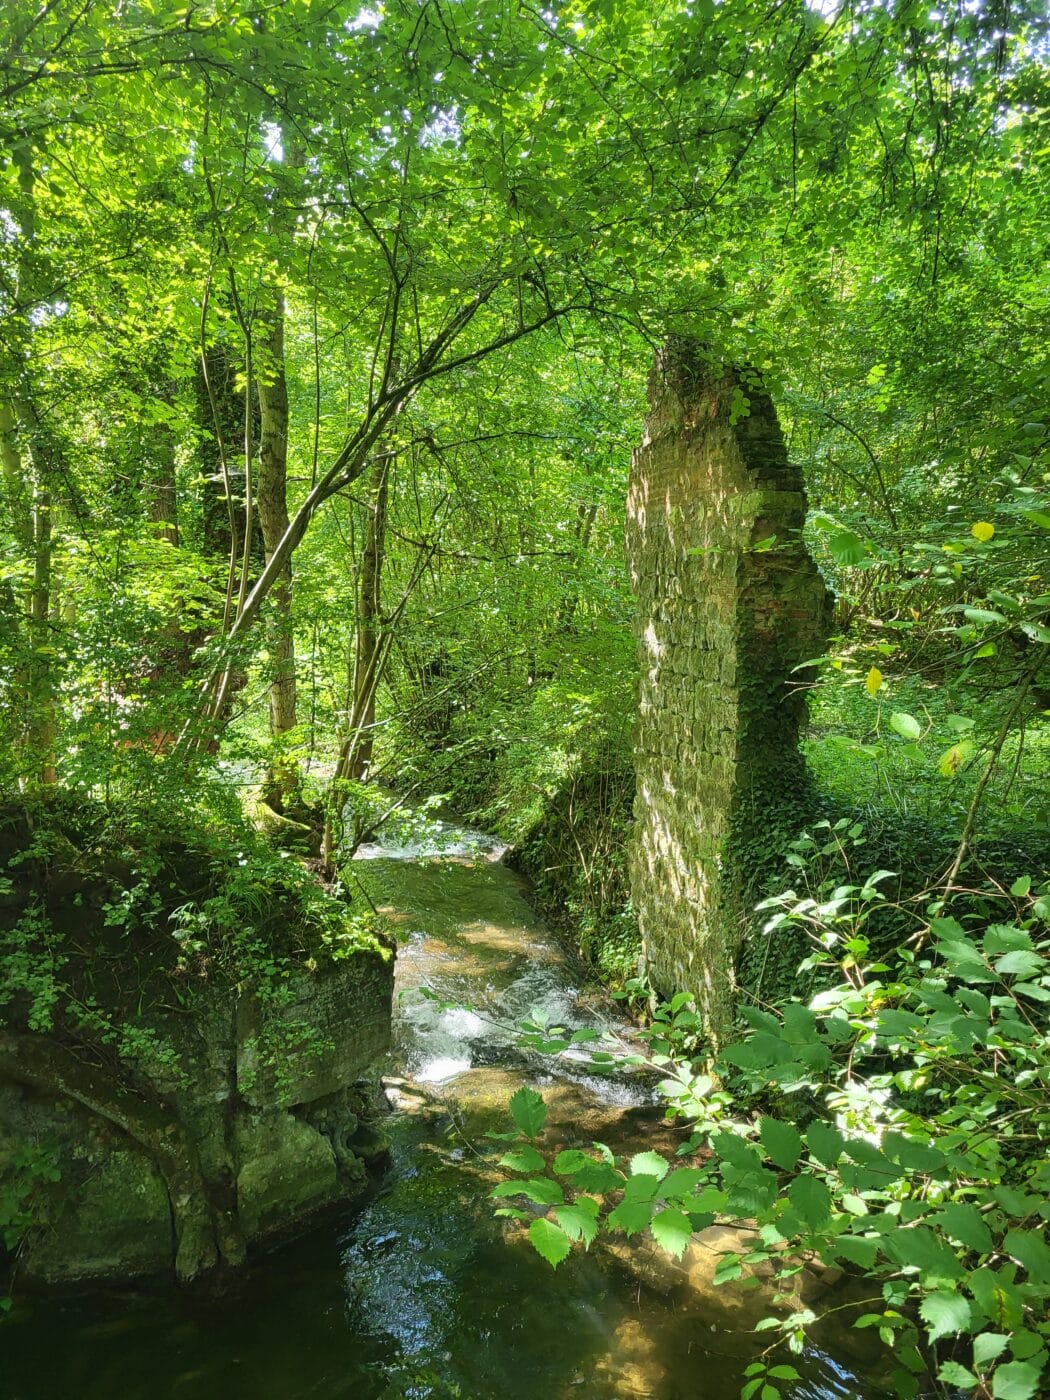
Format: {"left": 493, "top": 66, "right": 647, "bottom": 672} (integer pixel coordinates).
{"left": 0, "top": 801, "right": 394, "bottom": 1288}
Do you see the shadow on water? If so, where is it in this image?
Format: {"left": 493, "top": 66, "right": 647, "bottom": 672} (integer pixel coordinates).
{"left": 1, "top": 813, "right": 891, "bottom": 1399}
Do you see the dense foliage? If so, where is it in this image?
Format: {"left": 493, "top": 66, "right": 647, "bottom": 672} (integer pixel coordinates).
{"left": 491, "top": 835, "right": 1050, "bottom": 1397}
{"left": 0, "top": 0, "right": 1048, "bottom": 1393}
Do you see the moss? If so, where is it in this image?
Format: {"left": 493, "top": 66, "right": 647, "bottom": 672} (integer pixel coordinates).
{"left": 234, "top": 1114, "right": 340, "bottom": 1239}
{"left": 510, "top": 767, "right": 640, "bottom": 987}
{"left": 1, "top": 794, "right": 394, "bottom": 1287}
{"left": 20, "top": 1147, "right": 173, "bottom": 1284}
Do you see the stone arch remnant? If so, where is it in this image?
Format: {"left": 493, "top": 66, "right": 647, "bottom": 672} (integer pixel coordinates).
{"left": 625, "top": 338, "right": 831, "bottom": 1039}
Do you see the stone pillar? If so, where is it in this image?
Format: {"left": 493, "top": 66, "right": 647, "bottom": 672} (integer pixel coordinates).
{"left": 625, "top": 339, "right": 830, "bottom": 1038}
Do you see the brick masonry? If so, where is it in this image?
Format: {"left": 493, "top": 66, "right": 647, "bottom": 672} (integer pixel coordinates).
{"left": 625, "top": 339, "right": 830, "bottom": 1037}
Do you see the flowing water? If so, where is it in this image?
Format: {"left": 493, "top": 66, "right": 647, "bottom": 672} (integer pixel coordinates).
{"left": 1, "top": 815, "right": 888, "bottom": 1399}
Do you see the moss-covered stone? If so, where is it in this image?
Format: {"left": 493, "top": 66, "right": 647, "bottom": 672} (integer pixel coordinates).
{"left": 234, "top": 1113, "right": 339, "bottom": 1239}
{"left": 625, "top": 340, "right": 830, "bottom": 1038}
{"left": 24, "top": 1147, "right": 172, "bottom": 1284}
{"left": 0, "top": 801, "right": 394, "bottom": 1288}
{"left": 244, "top": 788, "right": 322, "bottom": 857}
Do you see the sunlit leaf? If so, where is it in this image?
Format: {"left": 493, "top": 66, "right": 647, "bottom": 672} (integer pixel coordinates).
{"left": 529, "top": 1217, "right": 572, "bottom": 1269}
{"left": 509, "top": 1085, "right": 547, "bottom": 1139}
{"left": 650, "top": 1207, "right": 693, "bottom": 1259}
{"left": 920, "top": 1290, "right": 971, "bottom": 1342}
{"left": 889, "top": 711, "right": 922, "bottom": 741}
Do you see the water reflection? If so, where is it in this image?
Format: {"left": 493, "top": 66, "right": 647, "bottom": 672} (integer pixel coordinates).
{"left": 1, "top": 813, "right": 890, "bottom": 1399}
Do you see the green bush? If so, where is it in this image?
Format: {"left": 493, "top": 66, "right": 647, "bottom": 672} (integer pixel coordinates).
{"left": 492, "top": 846, "right": 1050, "bottom": 1399}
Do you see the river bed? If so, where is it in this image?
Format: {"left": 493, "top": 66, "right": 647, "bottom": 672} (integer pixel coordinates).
{"left": 1, "top": 815, "right": 887, "bottom": 1399}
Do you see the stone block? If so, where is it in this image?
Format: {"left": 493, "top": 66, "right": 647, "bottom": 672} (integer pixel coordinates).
{"left": 234, "top": 1112, "right": 339, "bottom": 1240}
{"left": 237, "top": 949, "right": 393, "bottom": 1109}
{"left": 24, "top": 1148, "right": 172, "bottom": 1284}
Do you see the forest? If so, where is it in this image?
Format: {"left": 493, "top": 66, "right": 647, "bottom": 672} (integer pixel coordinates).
{"left": 0, "top": 0, "right": 1048, "bottom": 1397}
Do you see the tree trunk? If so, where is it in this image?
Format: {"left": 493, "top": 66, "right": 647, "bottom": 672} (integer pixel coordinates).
{"left": 145, "top": 377, "right": 180, "bottom": 548}
{"left": 323, "top": 456, "right": 391, "bottom": 869}
{"left": 256, "top": 288, "right": 298, "bottom": 807}
{"left": 3, "top": 144, "right": 58, "bottom": 787}
{"left": 345, "top": 454, "right": 390, "bottom": 784}
{"left": 29, "top": 480, "right": 56, "bottom": 785}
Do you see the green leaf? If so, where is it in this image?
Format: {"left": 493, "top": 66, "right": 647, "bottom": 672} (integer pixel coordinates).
{"left": 1003, "top": 1230, "right": 1050, "bottom": 1283}
{"left": 713, "top": 1252, "right": 743, "bottom": 1284}
{"left": 991, "top": 1362, "right": 1042, "bottom": 1399}
{"left": 660, "top": 1167, "right": 706, "bottom": 1200}
{"left": 712, "top": 1131, "right": 763, "bottom": 1170}
{"left": 920, "top": 1290, "right": 971, "bottom": 1342}
{"left": 553, "top": 1198, "right": 599, "bottom": 1247}
{"left": 529, "top": 1217, "right": 572, "bottom": 1270}
{"left": 884, "top": 1227, "right": 965, "bottom": 1281}
{"left": 721, "top": 1034, "right": 789, "bottom": 1071}
{"left": 650, "top": 1207, "right": 693, "bottom": 1260}
{"left": 946, "top": 713, "right": 976, "bottom": 733}
{"left": 787, "top": 1174, "right": 833, "bottom": 1229}
{"left": 984, "top": 925, "right": 1034, "bottom": 955}
{"left": 889, "top": 711, "right": 923, "bottom": 741}
{"left": 939, "top": 741, "right": 975, "bottom": 776}
{"left": 509, "top": 1085, "right": 547, "bottom": 1139}
{"left": 571, "top": 1161, "right": 622, "bottom": 1194}
{"left": 629, "top": 1150, "right": 669, "bottom": 1179}
{"left": 938, "top": 1362, "right": 978, "bottom": 1387}
{"left": 930, "top": 1203, "right": 993, "bottom": 1254}
{"left": 781, "top": 1004, "right": 819, "bottom": 1043}
{"left": 893, "top": 1141, "right": 948, "bottom": 1175}
{"left": 492, "top": 1180, "right": 533, "bottom": 1199}
{"left": 1008, "top": 1332, "right": 1044, "bottom": 1361}
{"left": 833, "top": 1234, "right": 879, "bottom": 1268}
{"left": 499, "top": 1145, "right": 546, "bottom": 1173}
{"left": 805, "top": 1120, "right": 845, "bottom": 1166}
{"left": 495, "top": 1177, "right": 563, "bottom": 1205}
{"left": 823, "top": 524, "right": 867, "bottom": 565}
{"left": 993, "top": 950, "right": 1045, "bottom": 978}
{"left": 622, "top": 1173, "right": 662, "bottom": 1204}
{"left": 973, "top": 1333, "right": 1010, "bottom": 1366}
{"left": 608, "top": 1197, "right": 655, "bottom": 1237}
{"left": 992, "top": 1186, "right": 1039, "bottom": 1216}
{"left": 967, "top": 1270, "right": 1024, "bottom": 1329}
{"left": 553, "top": 1149, "right": 595, "bottom": 1175}
{"left": 759, "top": 1116, "right": 803, "bottom": 1171}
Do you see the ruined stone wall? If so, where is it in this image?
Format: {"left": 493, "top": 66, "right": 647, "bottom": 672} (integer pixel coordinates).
{"left": 2, "top": 950, "right": 393, "bottom": 1285}
{"left": 625, "top": 339, "right": 829, "bottom": 1036}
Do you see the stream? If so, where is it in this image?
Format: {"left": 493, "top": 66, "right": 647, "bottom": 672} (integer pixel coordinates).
{"left": 1, "top": 815, "right": 887, "bottom": 1399}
